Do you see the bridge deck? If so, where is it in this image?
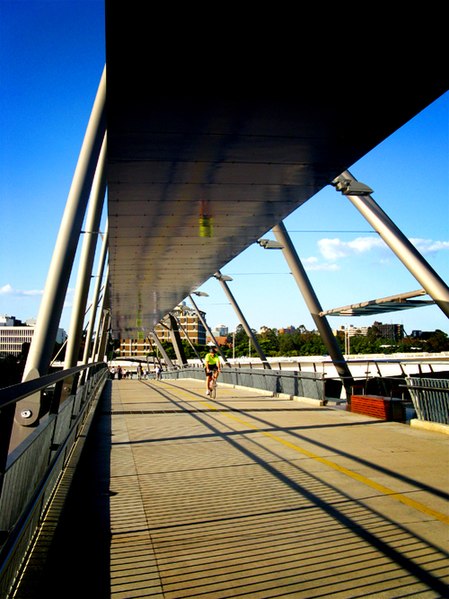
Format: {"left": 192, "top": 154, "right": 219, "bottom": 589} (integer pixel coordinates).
{"left": 16, "top": 378, "right": 449, "bottom": 598}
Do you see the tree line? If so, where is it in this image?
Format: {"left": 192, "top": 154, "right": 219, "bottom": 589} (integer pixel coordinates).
{"left": 158, "top": 324, "right": 449, "bottom": 360}
{"left": 2, "top": 326, "right": 448, "bottom": 387}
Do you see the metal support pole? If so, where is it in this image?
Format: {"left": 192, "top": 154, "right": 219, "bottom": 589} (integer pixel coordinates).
{"left": 168, "top": 314, "right": 188, "bottom": 366}
{"left": 22, "top": 66, "right": 107, "bottom": 381}
{"left": 92, "top": 272, "right": 110, "bottom": 363}
{"left": 333, "top": 170, "right": 449, "bottom": 319}
{"left": 170, "top": 311, "right": 203, "bottom": 363}
{"left": 64, "top": 134, "right": 107, "bottom": 369}
{"left": 188, "top": 294, "right": 229, "bottom": 366}
{"left": 97, "top": 308, "right": 111, "bottom": 364}
{"left": 272, "top": 221, "right": 354, "bottom": 398}
{"left": 214, "top": 271, "right": 271, "bottom": 369}
{"left": 82, "top": 224, "right": 109, "bottom": 366}
{"left": 11, "top": 68, "right": 106, "bottom": 444}
{"left": 149, "top": 331, "right": 175, "bottom": 369}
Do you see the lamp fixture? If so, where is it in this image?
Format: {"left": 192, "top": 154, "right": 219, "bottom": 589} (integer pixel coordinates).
{"left": 257, "top": 239, "right": 284, "bottom": 250}
{"left": 331, "top": 175, "right": 373, "bottom": 196}
{"left": 213, "top": 273, "right": 233, "bottom": 282}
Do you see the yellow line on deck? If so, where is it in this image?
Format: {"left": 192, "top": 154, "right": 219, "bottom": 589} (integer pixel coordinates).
{"left": 196, "top": 397, "right": 449, "bottom": 525}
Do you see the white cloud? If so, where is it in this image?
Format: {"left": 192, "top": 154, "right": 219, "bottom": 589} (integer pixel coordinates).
{"left": 410, "top": 238, "right": 449, "bottom": 254}
{"left": 0, "top": 284, "right": 43, "bottom": 297}
{"left": 0, "top": 284, "right": 14, "bottom": 295}
{"left": 303, "top": 256, "right": 340, "bottom": 271}
{"left": 318, "top": 236, "right": 449, "bottom": 262}
{"left": 318, "top": 236, "right": 386, "bottom": 261}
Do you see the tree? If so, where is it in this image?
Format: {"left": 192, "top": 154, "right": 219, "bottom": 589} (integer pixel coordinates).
{"left": 278, "top": 333, "right": 296, "bottom": 356}
{"left": 258, "top": 327, "right": 279, "bottom": 355}
{"left": 424, "top": 329, "right": 449, "bottom": 352}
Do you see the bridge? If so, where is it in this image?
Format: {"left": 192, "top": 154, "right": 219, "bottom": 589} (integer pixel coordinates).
{"left": 1, "top": 8, "right": 448, "bottom": 597}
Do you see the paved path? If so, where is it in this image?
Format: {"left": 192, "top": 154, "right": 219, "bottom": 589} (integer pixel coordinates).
{"left": 16, "top": 378, "right": 449, "bottom": 598}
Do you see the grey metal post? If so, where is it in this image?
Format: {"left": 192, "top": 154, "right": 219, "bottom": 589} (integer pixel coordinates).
{"left": 333, "top": 170, "right": 449, "bottom": 319}
{"left": 214, "top": 271, "right": 271, "bottom": 369}
{"left": 82, "top": 224, "right": 109, "bottom": 366}
{"left": 188, "top": 294, "right": 229, "bottom": 366}
{"left": 97, "top": 308, "right": 111, "bottom": 364}
{"left": 168, "top": 314, "right": 188, "bottom": 366}
{"left": 149, "top": 331, "right": 175, "bottom": 369}
{"left": 22, "top": 66, "right": 107, "bottom": 381}
{"left": 91, "top": 308, "right": 108, "bottom": 366}
{"left": 91, "top": 265, "right": 109, "bottom": 363}
{"left": 92, "top": 269, "right": 109, "bottom": 363}
{"left": 170, "top": 310, "right": 203, "bottom": 363}
{"left": 272, "top": 222, "right": 354, "bottom": 398}
{"left": 64, "top": 134, "right": 107, "bottom": 369}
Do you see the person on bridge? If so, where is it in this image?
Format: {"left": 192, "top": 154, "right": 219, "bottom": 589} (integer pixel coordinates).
{"left": 204, "top": 345, "right": 221, "bottom": 396}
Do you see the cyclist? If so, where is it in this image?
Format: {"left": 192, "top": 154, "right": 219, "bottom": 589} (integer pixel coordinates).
{"left": 204, "top": 345, "right": 221, "bottom": 396}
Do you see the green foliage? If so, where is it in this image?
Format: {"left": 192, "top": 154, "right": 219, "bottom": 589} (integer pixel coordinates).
{"left": 424, "top": 329, "right": 449, "bottom": 352}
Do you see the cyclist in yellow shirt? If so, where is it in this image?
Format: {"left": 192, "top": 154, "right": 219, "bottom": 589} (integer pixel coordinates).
{"left": 204, "top": 346, "right": 221, "bottom": 397}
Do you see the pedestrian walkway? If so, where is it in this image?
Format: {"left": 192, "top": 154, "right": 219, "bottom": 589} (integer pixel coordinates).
{"left": 15, "top": 378, "right": 449, "bottom": 598}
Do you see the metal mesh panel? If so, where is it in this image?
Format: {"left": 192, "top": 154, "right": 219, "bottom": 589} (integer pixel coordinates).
{"left": 0, "top": 367, "right": 109, "bottom": 595}
{"left": 168, "top": 368, "right": 325, "bottom": 400}
{"left": 406, "top": 377, "right": 449, "bottom": 424}
{"left": 0, "top": 422, "right": 55, "bottom": 532}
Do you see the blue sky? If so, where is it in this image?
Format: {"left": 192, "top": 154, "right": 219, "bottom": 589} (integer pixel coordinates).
{"left": 1, "top": 1, "right": 448, "bottom": 338}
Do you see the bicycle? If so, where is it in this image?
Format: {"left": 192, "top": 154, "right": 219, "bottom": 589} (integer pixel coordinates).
{"left": 206, "top": 368, "right": 219, "bottom": 399}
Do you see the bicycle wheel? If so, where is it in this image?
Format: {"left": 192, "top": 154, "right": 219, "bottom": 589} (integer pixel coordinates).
{"left": 210, "top": 379, "right": 217, "bottom": 399}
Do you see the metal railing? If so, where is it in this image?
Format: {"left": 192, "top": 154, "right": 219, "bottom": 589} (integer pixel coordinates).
{"left": 0, "top": 362, "right": 109, "bottom": 597}
{"left": 163, "top": 364, "right": 449, "bottom": 421}
{"left": 162, "top": 366, "right": 327, "bottom": 403}
{"left": 405, "top": 376, "right": 449, "bottom": 424}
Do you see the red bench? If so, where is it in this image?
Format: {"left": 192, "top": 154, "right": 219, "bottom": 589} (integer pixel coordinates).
{"left": 350, "top": 394, "right": 405, "bottom": 422}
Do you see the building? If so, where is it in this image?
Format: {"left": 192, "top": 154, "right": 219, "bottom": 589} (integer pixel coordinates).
{"left": 118, "top": 337, "right": 153, "bottom": 358}
{"left": 212, "top": 324, "right": 228, "bottom": 337}
{"left": 118, "top": 303, "right": 207, "bottom": 357}
{"left": 371, "top": 321, "right": 405, "bottom": 341}
{"left": 205, "top": 335, "right": 229, "bottom": 347}
{"left": 335, "top": 325, "right": 370, "bottom": 338}
{"left": 153, "top": 303, "right": 207, "bottom": 344}
{"left": 278, "top": 326, "right": 296, "bottom": 335}
{"left": 0, "top": 316, "right": 67, "bottom": 357}
{"left": 0, "top": 315, "right": 15, "bottom": 327}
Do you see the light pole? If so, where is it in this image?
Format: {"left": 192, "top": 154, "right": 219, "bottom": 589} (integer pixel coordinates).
{"left": 333, "top": 170, "right": 449, "bottom": 319}
{"left": 188, "top": 291, "right": 229, "bottom": 366}
{"left": 213, "top": 271, "right": 271, "bottom": 369}
{"left": 259, "top": 225, "right": 354, "bottom": 400}
{"left": 345, "top": 326, "right": 350, "bottom": 356}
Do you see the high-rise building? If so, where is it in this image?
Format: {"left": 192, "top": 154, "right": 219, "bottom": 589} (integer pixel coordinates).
{"left": 153, "top": 303, "right": 206, "bottom": 344}
{"left": 0, "top": 316, "right": 67, "bottom": 357}
{"left": 372, "top": 321, "right": 405, "bottom": 341}
{"left": 212, "top": 324, "right": 228, "bottom": 337}
{"left": 118, "top": 303, "right": 207, "bottom": 357}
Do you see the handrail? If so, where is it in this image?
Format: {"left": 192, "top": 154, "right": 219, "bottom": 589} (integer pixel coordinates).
{"left": 0, "top": 362, "right": 106, "bottom": 409}
{"left": 0, "top": 368, "right": 107, "bottom": 576}
{"left": 401, "top": 383, "right": 449, "bottom": 393}
{"left": 0, "top": 365, "right": 109, "bottom": 597}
